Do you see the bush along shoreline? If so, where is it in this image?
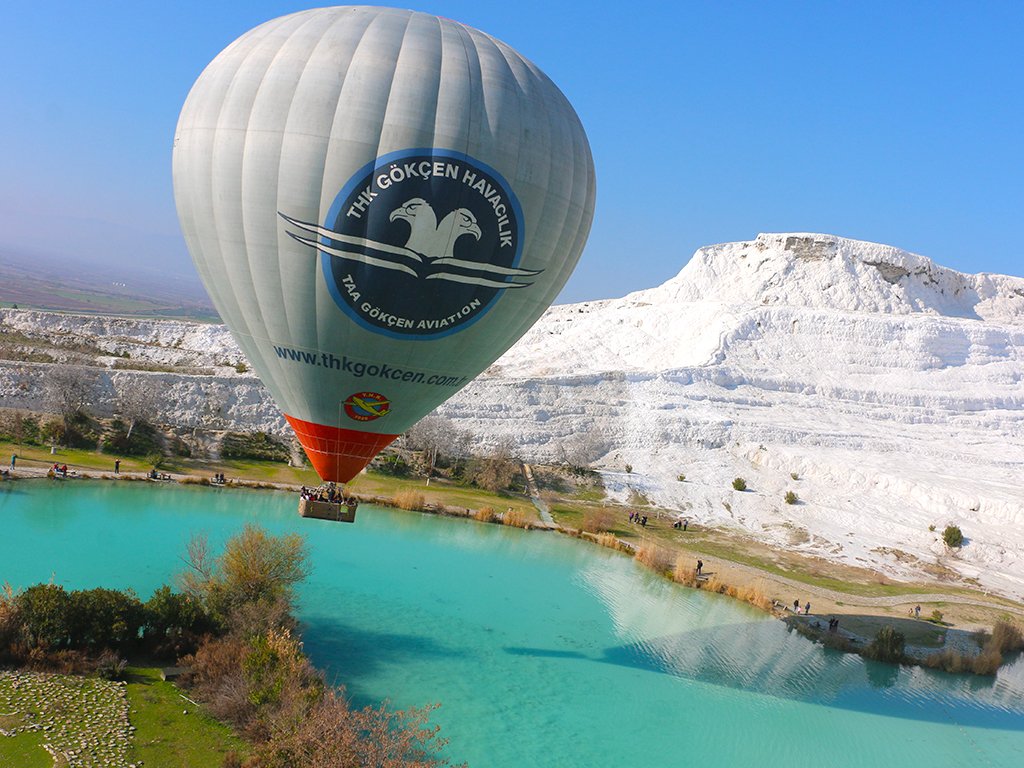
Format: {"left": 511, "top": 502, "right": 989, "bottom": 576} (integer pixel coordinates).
{"left": 1, "top": 525, "right": 464, "bottom": 768}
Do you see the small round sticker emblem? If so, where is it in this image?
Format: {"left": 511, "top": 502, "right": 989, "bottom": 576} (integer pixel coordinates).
{"left": 343, "top": 391, "right": 391, "bottom": 422}
{"left": 280, "top": 149, "right": 535, "bottom": 340}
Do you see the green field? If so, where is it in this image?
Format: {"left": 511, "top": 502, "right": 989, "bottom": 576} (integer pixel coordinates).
{"left": 0, "top": 668, "right": 244, "bottom": 768}
{"left": 126, "top": 667, "right": 247, "bottom": 767}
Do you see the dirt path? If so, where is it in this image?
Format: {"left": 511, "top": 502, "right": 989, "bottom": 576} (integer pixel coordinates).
{"left": 521, "top": 464, "right": 553, "bottom": 524}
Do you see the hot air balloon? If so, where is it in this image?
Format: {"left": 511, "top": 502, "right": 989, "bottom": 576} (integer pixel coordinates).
{"left": 173, "top": 6, "right": 595, "bottom": 509}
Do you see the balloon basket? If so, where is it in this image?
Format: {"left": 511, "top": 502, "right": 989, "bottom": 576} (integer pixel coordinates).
{"left": 299, "top": 496, "right": 358, "bottom": 523}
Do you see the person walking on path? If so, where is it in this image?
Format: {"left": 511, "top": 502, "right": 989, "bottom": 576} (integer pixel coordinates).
{"left": 9, "top": 454, "right": 15, "bottom": 471}
{"left": 114, "top": 459, "right": 120, "bottom": 474}
{"left": 805, "top": 601, "right": 811, "bottom": 616}
{"left": 696, "top": 559, "right": 703, "bottom": 576}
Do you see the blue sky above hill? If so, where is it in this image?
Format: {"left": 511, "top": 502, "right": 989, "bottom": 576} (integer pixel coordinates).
{"left": 1, "top": 1, "right": 1021, "bottom": 303}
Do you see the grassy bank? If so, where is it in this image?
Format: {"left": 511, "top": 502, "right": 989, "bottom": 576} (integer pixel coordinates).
{"left": 126, "top": 666, "right": 247, "bottom": 767}
{"left": 0, "top": 667, "right": 243, "bottom": 768}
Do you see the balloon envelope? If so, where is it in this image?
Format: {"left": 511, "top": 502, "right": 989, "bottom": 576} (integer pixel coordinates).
{"left": 173, "top": 6, "right": 596, "bottom": 481}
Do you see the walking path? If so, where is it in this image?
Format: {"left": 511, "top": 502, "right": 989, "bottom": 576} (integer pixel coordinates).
{"left": 704, "top": 551, "right": 1024, "bottom": 616}
{"left": 521, "top": 463, "right": 553, "bottom": 524}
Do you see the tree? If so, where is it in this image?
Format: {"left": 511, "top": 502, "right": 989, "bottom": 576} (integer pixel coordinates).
{"left": 466, "top": 437, "right": 520, "bottom": 493}
{"left": 259, "top": 690, "right": 461, "bottom": 768}
{"left": 0, "top": 582, "right": 21, "bottom": 658}
{"left": 17, "top": 584, "right": 71, "bottom": 649}
{"left": 943, "top": 525, "right": 964, "bottom": 548}
{"left": 732, "top": 477, "right": 747, "bottom": 491}
{"left": 558, "top": 430, "right": 608, "bottom": 473}
{"left": 866, "top": 626, "right": 905, "bottom": 663}
{"left": 114, "top": 376, "right": 159, "bottom": 440}
{"left": 785, "top": 491, "right": 798, "bottom": 505}
{"left": 44, "top": 366, "right": 95, "bottom": 441}
{"left": 66, "top": 588, "right": 144, "bottom": 652}
{"left": 405, "top": 414, "right": 471, "bottom": 479}
{"left": 181, "top": 525, "right": 310, "bottom": 623}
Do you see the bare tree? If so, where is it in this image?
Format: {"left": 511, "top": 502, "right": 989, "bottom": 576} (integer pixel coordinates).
{"left": 405, "top": 414, "right": 471, "bottom": 480}
{"left": 44, "top": 366, "right": 95, "bottom": 435}
{"left": 115, "top": 376, "right": 159, "bottom": 439}
{"left": 559, "top": 429, "right": 609, "bottom": 471}
{"left": 466, "top": 437, "right": 520, "bottom": 492}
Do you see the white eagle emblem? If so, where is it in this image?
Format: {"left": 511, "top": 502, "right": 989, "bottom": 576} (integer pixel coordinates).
{"left": 280, "top": 198, "right": 539, "bottom": 289}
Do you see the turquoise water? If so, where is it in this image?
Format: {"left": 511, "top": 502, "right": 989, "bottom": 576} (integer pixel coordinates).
{"left": 2, "top": 481, "right": 1023, "bottom": 766}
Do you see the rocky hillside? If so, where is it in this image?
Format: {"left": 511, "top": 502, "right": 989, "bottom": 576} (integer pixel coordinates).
{"left": 2, "top": 232, "right": 1022, "bottom": 597}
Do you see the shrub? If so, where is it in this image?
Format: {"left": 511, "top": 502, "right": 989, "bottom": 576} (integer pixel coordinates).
{"left": 581, "top": 508, "right": 616, "bottom": 534}
{"left": 624, "top": 464, "right": 633, "bottom": 474}
{"left": 473, "top": 506, "right": 496, "bottom": 523}
{"left": 943, "top": 525, "right": 964, "bottom": 548}
{"left": 673, "top": 555, "right": 698, "bottom": 586}
{"left": 144, "top": 585, "right": 213, "bottom": 655}
{"left": 66, "top": 587, "right": 144, "bottom": 652}
{"left": 732, "top": 477, "right": 747, "bottom": 491}
{"left": 924, "top": 646, "right": 1003, "bottom": 676}
{"left": 929, "top": 609, "right": 944, "bottom": 624}
{"left": 0, "top": 582, "right": 22, "bottom": 659}
{"left": 790, "top": 472, "right": 799, "bottom": 480}
{"left": 929, "top": 524, "right": 936, "bottom": 532}
{"left": 502, "top": 509, "right": 528, "bottom": 528}
{"left": 785, "top": 491, "right": 798, "bottom": 505}
{"left": 734, "top": 582, "right": 773, "bottom": 611}
{"left": 990, "top": 621, "right": 1024, "bottom": 653}
{"left": 594, "top": 532, "right": 621, "bottom": 550}
{"left": 677, "top": 473, "right": 685, "bottom": 482}
{"left": 703, "top": 575, "right": 729, "bottom": 594}
{"left": 971, "top": 647, "right": 1003, "bottom": 675}
{"left": 95, "top": 651, "right": 129, "bottom": 681}
{"left": 234, "top": 362, "right": 249, "bottom": 374}
{"left": 634, "top": 545, "right": 672, "bottom": 573}
{"left": 0, "top": 412, "right": 43, "bottom": 445}
{"left": 866, "top": 626, "right": 905, "bottom": 663}
{"left": 392, "top": 490, "right": 426, "bottom": 511}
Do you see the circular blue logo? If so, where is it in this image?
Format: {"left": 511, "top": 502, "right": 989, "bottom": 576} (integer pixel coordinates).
{"left": 280, "top": 149, "right": 533, "bottom": 339}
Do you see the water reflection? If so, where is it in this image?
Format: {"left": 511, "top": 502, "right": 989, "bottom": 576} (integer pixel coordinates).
{"left": 500, "top": 561, "right": 1024, "bottom": 730}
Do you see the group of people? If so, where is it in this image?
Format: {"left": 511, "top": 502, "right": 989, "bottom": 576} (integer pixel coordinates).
{"left": 627, "top": 511, "right": 648, "bottom": 527}
{"left": 827, "top": 617, "right": 841, "bottom": 633}
{"left": 793, "top": 599, "right": 811, "bottom": 615}
{"left": 212, "top": 473, "right": 227, "bottom": 485}
{"left": 672, "top": 517, "right": 689, "bottom": 530}
{"left": 301, "top": 485, "right": 348, "bottom": 504}
{"left": 48, "top": 463, "right": 72, "bottom": 478}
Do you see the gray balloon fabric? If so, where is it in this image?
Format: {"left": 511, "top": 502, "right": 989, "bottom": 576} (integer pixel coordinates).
{"left": 174, "top": 6, "right": 595, "bottom": 481}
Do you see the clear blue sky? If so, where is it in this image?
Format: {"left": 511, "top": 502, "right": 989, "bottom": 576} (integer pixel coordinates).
{"left": 2, "top": 1, "right": 1021, "bottom": 303}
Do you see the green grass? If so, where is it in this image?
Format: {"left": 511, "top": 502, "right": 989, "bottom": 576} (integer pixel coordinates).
{"left": 0, "top": 730, "right": 51, "bottom": 768}
{"left": 571, "top": 487, "right": 606, "bottom": 502}
{"left": 347, "top": 472, "right": 538, "bottom": 519}
{"left": 1, "top": 440, "right": 538, "bottom": 520}
{"left": 126, "top": 667, "right": 246, "bottom": 768}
